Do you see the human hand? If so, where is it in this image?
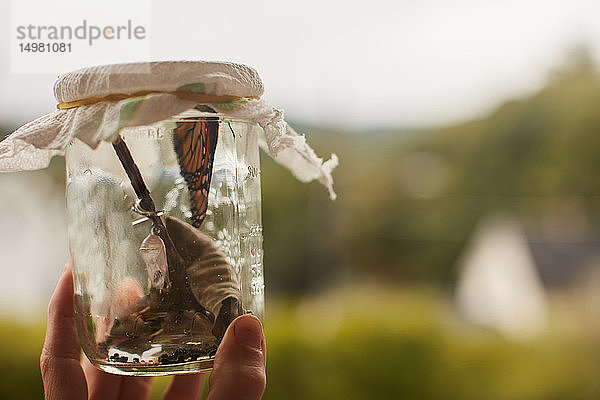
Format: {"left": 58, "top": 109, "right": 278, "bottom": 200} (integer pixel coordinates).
{"left": 40, "top": 262, "right": 266, "bottom": 400}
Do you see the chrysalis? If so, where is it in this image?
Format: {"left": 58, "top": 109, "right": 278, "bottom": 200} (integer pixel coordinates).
{"left": 139, "top": 230, "right": 170, "bottom": 291}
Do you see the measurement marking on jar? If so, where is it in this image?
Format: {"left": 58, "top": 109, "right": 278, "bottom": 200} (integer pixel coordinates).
{"left": 247, "top": 165, "right": 259, "bottom": 179}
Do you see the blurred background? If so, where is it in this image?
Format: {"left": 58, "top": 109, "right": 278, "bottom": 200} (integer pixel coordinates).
{"left": 3, "top": 0, "right": 600, "bottom": 398}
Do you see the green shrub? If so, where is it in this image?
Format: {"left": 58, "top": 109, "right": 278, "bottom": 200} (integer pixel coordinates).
{"left": 3, "top": 288, "right": 600, "bottom": 400}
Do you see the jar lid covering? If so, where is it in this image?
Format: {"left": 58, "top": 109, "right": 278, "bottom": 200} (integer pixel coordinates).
{"left": 54, "top": 61, "right": 264, "bottom": 103}
{"left": 0, "top": 61, "right": 337, "bottom": 199}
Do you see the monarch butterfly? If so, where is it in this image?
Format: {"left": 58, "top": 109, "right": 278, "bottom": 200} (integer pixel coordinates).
{"left": 173, "top": 114, "right": 220, "bottom": 228}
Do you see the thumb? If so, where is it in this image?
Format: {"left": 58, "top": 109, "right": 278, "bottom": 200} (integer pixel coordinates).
{"left": 207, "top": 315, "right": 266, "bottom": 400}
{"left": 40, "top": 262, "right": 87, "bottom": 400}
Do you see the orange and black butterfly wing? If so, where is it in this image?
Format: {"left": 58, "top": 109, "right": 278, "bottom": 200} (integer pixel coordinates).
{"left": 173, "top": 117, "right": 220, "bottom": 228}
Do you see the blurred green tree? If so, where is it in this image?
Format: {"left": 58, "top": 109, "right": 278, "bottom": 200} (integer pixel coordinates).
{"left": 261, "top": 56, "right": 600, "bottom": 291}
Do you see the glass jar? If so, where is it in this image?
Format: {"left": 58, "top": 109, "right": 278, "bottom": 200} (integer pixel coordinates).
{"left": 65, "top": 108, "right": 264, "bottom": 376}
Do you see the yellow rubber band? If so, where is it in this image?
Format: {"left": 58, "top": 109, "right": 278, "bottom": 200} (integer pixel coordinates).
{"left": 57, "top": 90, "right": 258, "bottom": 110}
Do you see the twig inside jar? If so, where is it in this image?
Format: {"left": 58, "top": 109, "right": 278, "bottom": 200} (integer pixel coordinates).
{"left": 111, "top": 136, "right": 211, "bottom": 317}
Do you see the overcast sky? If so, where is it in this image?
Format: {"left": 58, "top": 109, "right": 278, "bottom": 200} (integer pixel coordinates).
{"left": 2, "top": 0, "right": 600, "bottom": 130}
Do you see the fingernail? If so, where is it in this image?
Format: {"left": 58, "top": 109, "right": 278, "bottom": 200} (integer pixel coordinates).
{"left": 234, "top": 315, "right": 263, "bottom": 349}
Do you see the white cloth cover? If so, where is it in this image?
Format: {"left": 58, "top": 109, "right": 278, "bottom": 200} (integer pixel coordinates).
{"left": 0, "top": 61, "right": 337, "bottom": 199}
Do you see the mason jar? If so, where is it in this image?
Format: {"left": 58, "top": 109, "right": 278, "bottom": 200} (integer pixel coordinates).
{"left": 65, "top": 108, "right": 264, "bottom": 376}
